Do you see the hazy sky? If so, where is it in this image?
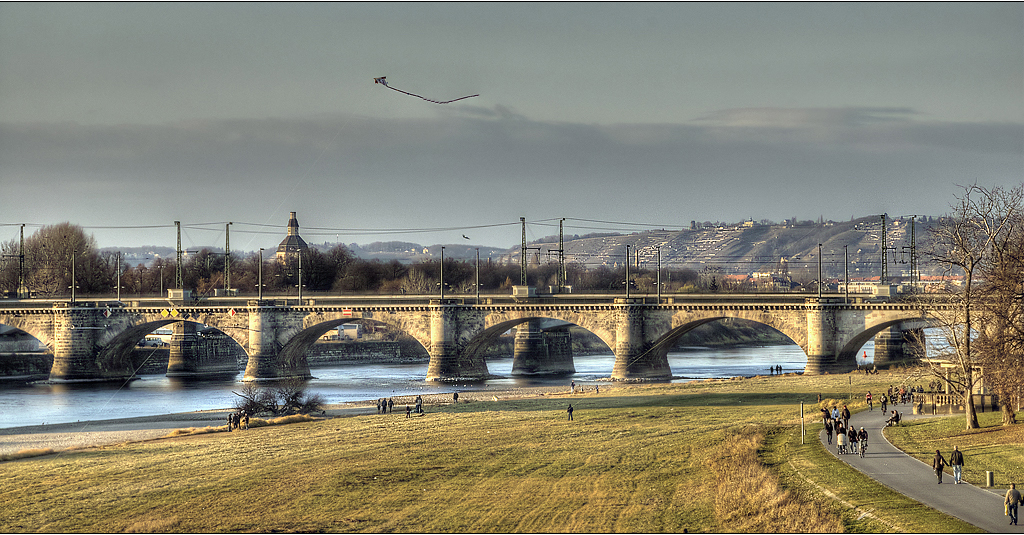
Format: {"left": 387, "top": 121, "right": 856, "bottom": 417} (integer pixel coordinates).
{"left": 1, "top": 2, "right": 1022, "bottom": 251}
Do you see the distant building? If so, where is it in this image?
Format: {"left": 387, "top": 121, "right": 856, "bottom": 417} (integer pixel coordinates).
{"left": 276, "top": 211, "right": 309, "bottom": 263}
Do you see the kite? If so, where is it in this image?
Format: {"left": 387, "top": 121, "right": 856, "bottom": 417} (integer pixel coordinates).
{"left": 374, "top": 76, "right": 479, "bottom": 104}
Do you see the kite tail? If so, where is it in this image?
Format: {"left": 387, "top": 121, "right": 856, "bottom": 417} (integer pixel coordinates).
{"left": 385, "top": 84, "right": 479, "bottom": 105}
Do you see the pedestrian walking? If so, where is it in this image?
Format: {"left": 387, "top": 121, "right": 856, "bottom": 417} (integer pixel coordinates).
{"left": 567, "top": 404, "right": 574, "bottom": 421}
{"left": 1006, "top": 483, "right": 1022, "bottom": 525}
{"left": 227, "top": 412, "right": 234, "bottom": 431}
{"left": 388, "top": 398, "right": 394, "bottom": 413}
{"left": 847, "top": 427, "right": 858, "bottom": 454}
{"left": 950, "top": 445, "right": 964, "bottom": 484}
{"left": 453, "top": 392, "right": 459, "bottom": 404}
{"left": 880, "top": 393, "right": 888, "bottom": 413}
{"left": 406, "top": 405, "right": 411, "bottom": 418}
{"left": 932, "top": 449, "right": 948, "bottom": 484}
{"left": 841, "top": 405, "right": 851, "bottom": 428}
{"left": 866, "top": 391, "right": 873, "bottom": 411}
{"left": 570, "top": 380, "right": 575, "bottom": 394}
{"left": 242, "top": 412, "right": 249, "bottom": 430}
{"left": 824, "top": 419, "right": 833, "bottom": 445}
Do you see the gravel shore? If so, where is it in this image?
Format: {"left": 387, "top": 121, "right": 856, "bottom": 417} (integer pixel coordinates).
{"left": 0, "top": 384, "right": 599, "bottom": 457}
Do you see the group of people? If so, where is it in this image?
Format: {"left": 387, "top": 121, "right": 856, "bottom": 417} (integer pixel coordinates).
{"left": 377, "top": 398, "right": 394, "bottom": 414}
{"left": 226, "top": 410, "right": 249, "bottom": 431}
{"left": 822, "top": 404, "right": 867, "bottom": 455}
{"left": 767, "top": 365, "right": 783, "bottom": 375}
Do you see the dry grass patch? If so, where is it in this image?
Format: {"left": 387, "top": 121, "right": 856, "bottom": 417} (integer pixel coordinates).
{"left": 711, "top": 426, "right": 843, "bottom": 532}
{"left": 0, "top": 447, "right": 57, "bottom": 461}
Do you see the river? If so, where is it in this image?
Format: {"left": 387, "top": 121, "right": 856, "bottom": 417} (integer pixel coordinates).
{"left": 0, "top": 342, "right": 871, "bottom": 429}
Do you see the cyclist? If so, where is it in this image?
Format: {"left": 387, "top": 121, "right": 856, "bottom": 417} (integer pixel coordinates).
{"left": 857, "top": 427, "right": 869, "bottom": 457}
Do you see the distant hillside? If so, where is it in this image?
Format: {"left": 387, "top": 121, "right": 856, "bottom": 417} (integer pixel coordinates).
{"left": 101, "top": 215, "right": 943, "bottom": 277}
{"left": 512, "top": 215, "right": 943, "bottom": 280}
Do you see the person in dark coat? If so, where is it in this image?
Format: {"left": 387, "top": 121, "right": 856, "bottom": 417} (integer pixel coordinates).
{"left": 932, "top": 449, "right": 948, "bottom": 484}
{"left": 950, "top": 445, "right": 965, "bottom": 484}
{"left": 824, "top": 419, "right": 833, "bottom": 445}
{"left": 567, "top": 404, "right": 574, "bottom": 421}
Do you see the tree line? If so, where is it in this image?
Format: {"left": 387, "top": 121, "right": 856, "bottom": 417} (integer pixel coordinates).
{"left": 0, "top": 223, "right": 702, "bottom": 298}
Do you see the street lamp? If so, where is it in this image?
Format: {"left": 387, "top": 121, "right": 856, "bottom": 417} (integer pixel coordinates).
{"left": 440, "top": 246, "right": 445, "bottom": 300}
{"left": 625, "top": 245, "right": 631, "bottom": 299}
{"left": 258, "top": 248, "right": 264, "bottom": 300}
{"left": 69, "top": 249, "right": 77, "bottom": 304}
{"left": 656, "top": 246, "right": 662, "bottom": 304}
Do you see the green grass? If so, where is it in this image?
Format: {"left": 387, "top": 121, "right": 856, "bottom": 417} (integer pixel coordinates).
{"left": 885, "top": 410, "right": 1024, "bottom": 489}
{"left": 0, "top": 369, "right": 1011, "bottom": 533}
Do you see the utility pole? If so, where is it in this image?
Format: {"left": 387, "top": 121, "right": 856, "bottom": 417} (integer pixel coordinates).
{"left": 909, "top": 215, "right": 918, "bottom": 293}
{"left": 297, "top": 250, "right": 303, "bottom": 302}
{"left": 844, "top": 245, "right": 849, "bottom": 304}
{"left": 18, "top": 224, "right": 25, "bottom": 298}
{"left": 70, "top": 249, "right": 76, "bottom": 304}
{"left": 440, "top": 246, "right": 445, "bottom": 300}
{"left": 625, "top": 245, "right": 631, "bottom": 299}
{"left": 475, "top": 248, "right": 480, "bottom": 302}
{"left": 817, "top": 243, "right": 823, "bottom": 300}
{"left": 257, "top": 248, "right": 264, "bottom": 300}
{"left": 880, "top": 214, "right": 888, "bottom": 284}
{"left": 656, "top": 246, "right": 662, "bottom": 304}
{"left": 520, "top": 217, "right": 527, "bottom": 286}
{"left": 116, "top": 251, "right": 122, "bottom": 302}
{"left": 558, "top": 218, "right": 565, "bottom": 292}
{"left": 224, "top": 222, "right": 232, "bottom": 291}
{"left": 175, "top": 221, "right": 183, "bottom": 290}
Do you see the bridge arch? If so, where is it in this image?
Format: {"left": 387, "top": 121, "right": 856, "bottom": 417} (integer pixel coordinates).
{"left": 277, "top": 317, "right": 431, "bottom": 377}
{"left": 97, "top": 318, "right": 245, "bottom": 377}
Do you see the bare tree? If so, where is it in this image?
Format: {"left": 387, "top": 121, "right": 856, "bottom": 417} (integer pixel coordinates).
{"left": 972, "top": 185, "right": 1024, "bottom": 425}
{"left": 926, "top": 183, "right": 1023, "bottom": 430}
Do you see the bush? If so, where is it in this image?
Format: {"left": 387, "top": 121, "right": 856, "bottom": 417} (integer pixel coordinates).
{"left": 232, "top": 380, "right": 325, "bottom": 417}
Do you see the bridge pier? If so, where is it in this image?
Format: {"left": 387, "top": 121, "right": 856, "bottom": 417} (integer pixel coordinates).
{"left": 804, "top": 300, "right": 856, "bottom": 375}
{"left": 511, "top": 321, "right": 574, "bottom": 375}
{"left": 425, "top": 301, "right": 490, "bottom": 382}
{"left": 873, "top": 326, "right": 925, "bottom": 368}
{"left": 167, "top": 321, "right": 238, "bottom": 378}
{"left": 611, "top": 305, "right": 672, "bottom": 381}
{"left": 50, "top": 305, "right": 133, "bottom": 382}
{"left": 243, "top": 303, "right": 311, "bottom": 382}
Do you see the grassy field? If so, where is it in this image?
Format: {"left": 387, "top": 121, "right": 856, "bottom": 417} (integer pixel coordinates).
{"left": 885, "top": 409, "right": 1024, "bottom": 489}
{"left": 0, "top": 369, "right": 1006, "bottom": 533}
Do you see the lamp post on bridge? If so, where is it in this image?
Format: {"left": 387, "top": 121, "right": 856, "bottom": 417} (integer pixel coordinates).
{"left": 656, "top": 246, "right": 662, "bottom": 305}
{"left": 440, "top": 246, "right": 445, "bottom": 300}
{"left": 625, "top": 245, "right": 631, "bottom": 300}
{"left": 817, "top": 243, "right": 822, "bottom": 300}
{"left": 69, "top": 249, "right": 77, "bottom": 305}
{"left": 258, "top": 248, "right": 264, "bottom": 301}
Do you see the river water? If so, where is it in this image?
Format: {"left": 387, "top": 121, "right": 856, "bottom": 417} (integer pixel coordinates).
{"left": 0, "top": 343, "right": 873, "bottom": 429}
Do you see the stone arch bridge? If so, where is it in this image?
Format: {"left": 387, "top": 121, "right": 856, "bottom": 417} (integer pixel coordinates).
{"left": 0, "top": 294, "right": 944, "bottom": 383}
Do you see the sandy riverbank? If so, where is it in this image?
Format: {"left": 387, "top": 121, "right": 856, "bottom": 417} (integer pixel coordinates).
{"left": 0, "top": 384, "right": 603, "bottom": 457}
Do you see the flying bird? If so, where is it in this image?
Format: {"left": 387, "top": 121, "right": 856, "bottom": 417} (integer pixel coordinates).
{"left": 462, "top": 235, "right": 471, "bottom": 240}
{"left": 374, "top": 76, "right": 479, "bottom": 104}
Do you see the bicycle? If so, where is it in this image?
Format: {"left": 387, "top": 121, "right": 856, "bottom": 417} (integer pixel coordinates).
{"left": 859, "top": 439, "right": 868, "bottom": 458}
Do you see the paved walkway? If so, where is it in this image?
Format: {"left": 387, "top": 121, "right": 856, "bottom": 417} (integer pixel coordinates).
{"left": 818, "top": 406, "right": 1018, "bottom": 533}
